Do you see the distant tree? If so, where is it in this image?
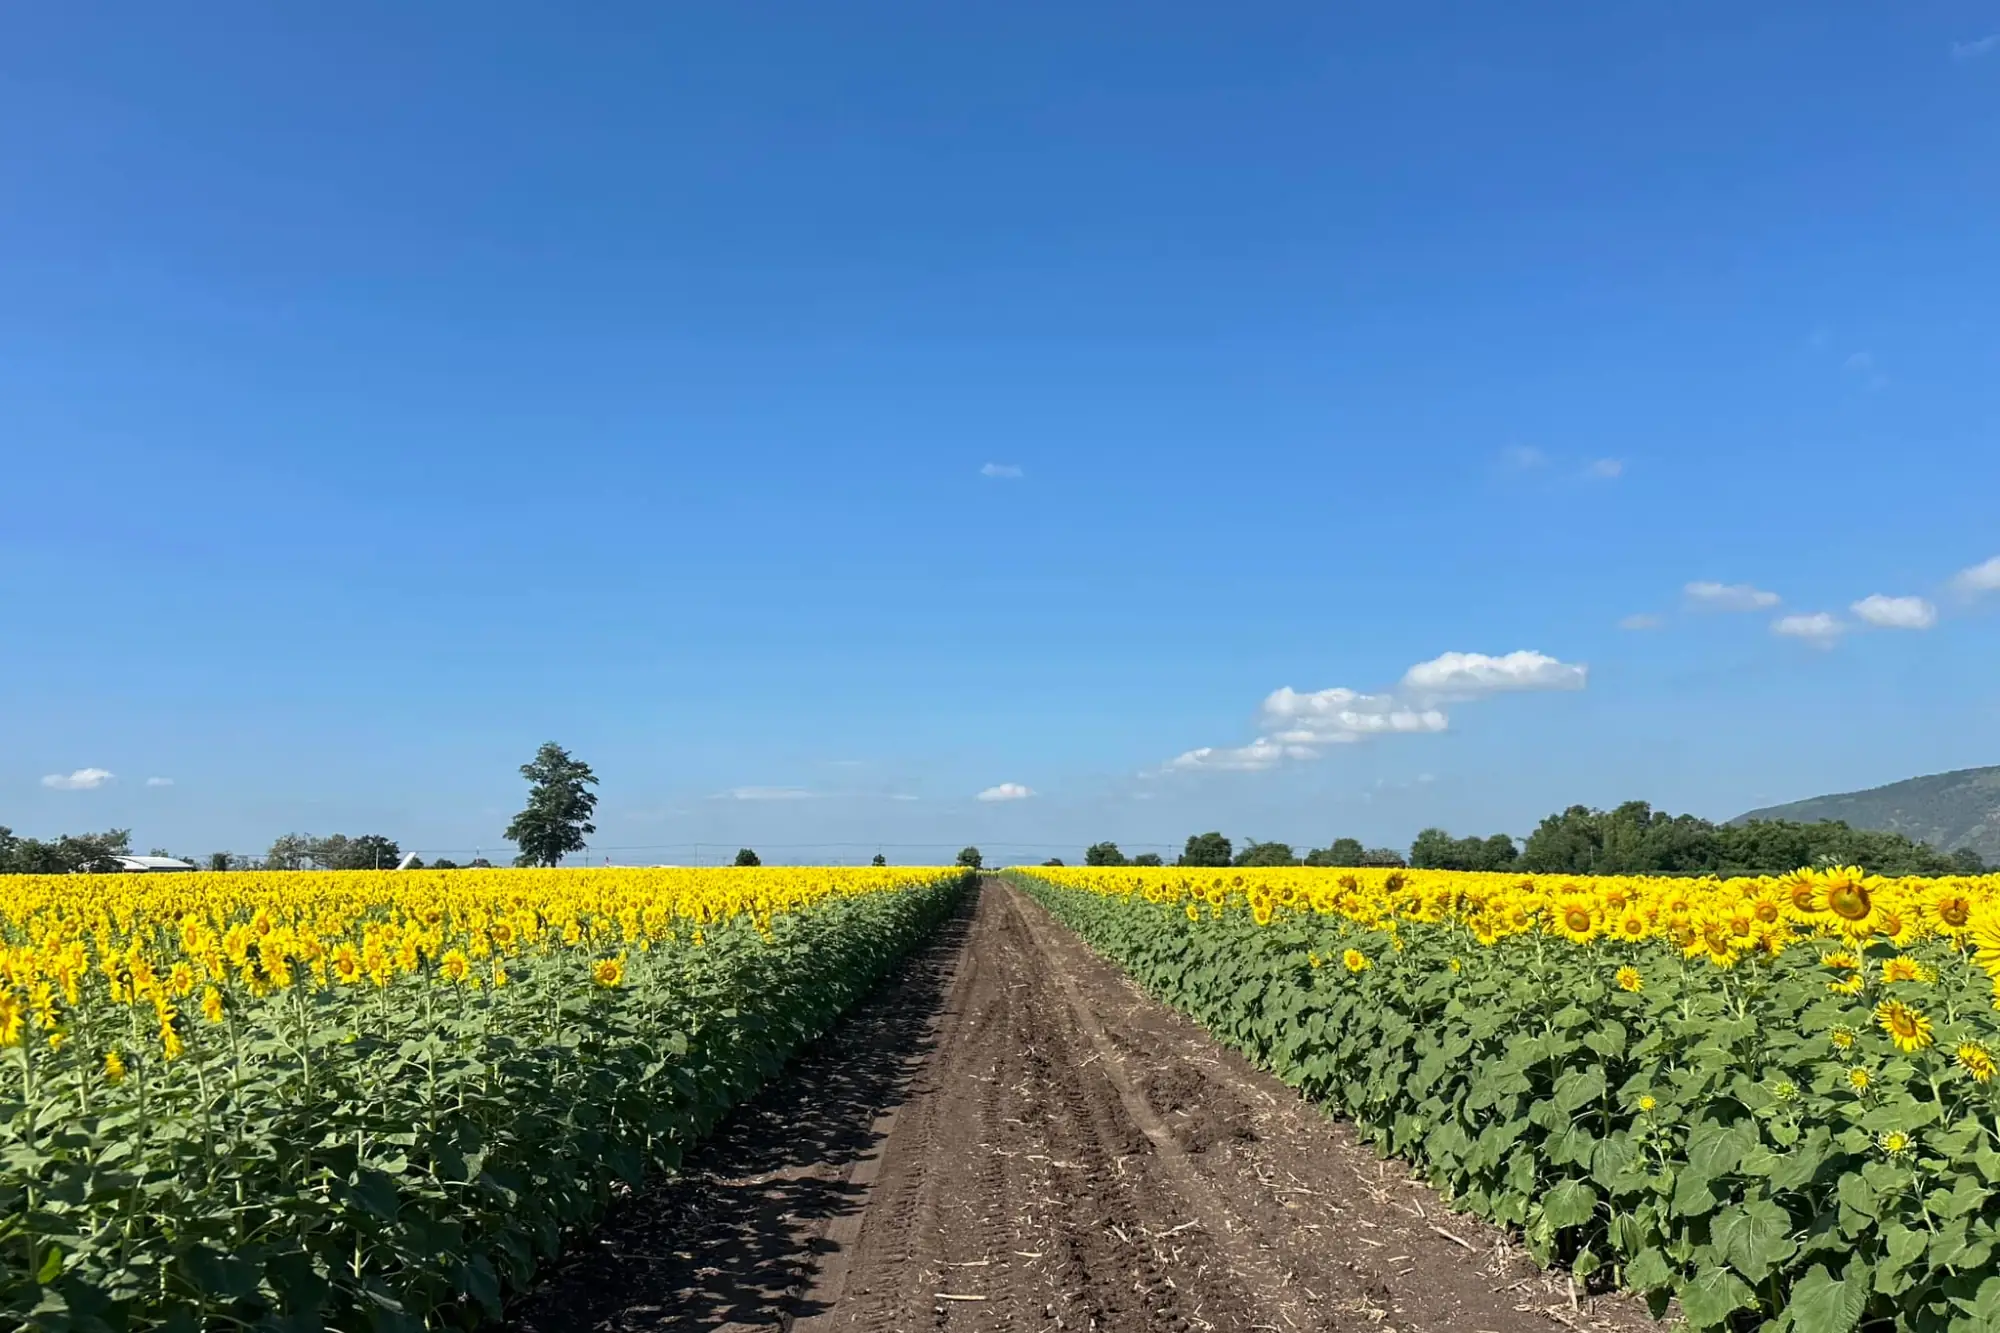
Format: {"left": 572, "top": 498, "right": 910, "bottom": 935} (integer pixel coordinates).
{"left": 1042, "top": 857, "right": 1065, "bottom": 866}
{"left": 1303, "top": 837, "right": 1367, "bottom": 867}
{"left": 871, "top": 853, "right": 887, "bottom": 866}
{"left": 266, "top": 833, "right": 315, "bottom": 871}
{"left": 1410, "top": 828, "right": 1520, "bottom": 872}
{"left": 733, "top": 847, "right": 762, "bottom": 867}
{"left": 956, "top": 846, "right": 984, "bottom": 870}
{"left": 1, "top": 828, "right": 133, "bottom": 875}
{"left": 506, "top": 742, "right": 600, "bottom": 868}
{"left": 1084, "top": 841, "right": 1128, "bottom": 866}
{"left": 1234, "top": 840, "right": 1300, "bottom": 867}
{"left": 1358, "top": 847, "right": 1408, "bottom": 868}
{"left": 1131, "top": 852, "right": 1165, "bottom": 866}
{"left": 1950, "top": 846, "right": 1989, "bottom": 874}
{"left": 468, "top": 857, "right": 494, "bottom": 869}
{"left": 431, "top": 858, "right": 461, "bottom": 870}
{"left": 404, "top": 856, "right": 425, "bottom": 870}
{"left": 1178, "top": 832, "right": 1233, "bottom": 868}
{"left": 207, "top": 852, "right": 236, "bottom": 872}
{"left": 337, "top": 834, "right": 402, "bottom": 871}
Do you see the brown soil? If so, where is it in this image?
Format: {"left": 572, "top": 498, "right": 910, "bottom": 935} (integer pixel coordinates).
{"left": 509, "top": 880, "right": 1668, "bottom": 1333}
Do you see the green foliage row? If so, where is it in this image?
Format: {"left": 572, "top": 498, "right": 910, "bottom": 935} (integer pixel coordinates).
{"left": 1011, "top": 873, "right": 2000, "bottom": 1333}
{"left": 3, "top": 872, "right": 970, "bottom": 1332}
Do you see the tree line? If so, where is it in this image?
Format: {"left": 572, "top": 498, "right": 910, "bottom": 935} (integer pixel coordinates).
{"left": 1069, "top": 800, "right": 1988, "bottom": 877}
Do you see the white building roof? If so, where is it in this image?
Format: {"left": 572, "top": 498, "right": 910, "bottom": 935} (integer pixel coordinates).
{"left": 110, "top": 855, "right": 197, "bottom": 872}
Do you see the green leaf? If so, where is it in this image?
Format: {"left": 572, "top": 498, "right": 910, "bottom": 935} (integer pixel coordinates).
{"left": 1623, "top": 1245, "right": 1675, "bottom": 1292}
{"left": 1676, "top": 1265, "right": 1756, "bottom": 1329}
{"left": 1710, "top": 1199, "right": 1797, "bottom": 1282}
{"left": 1552, "top": 1065, "right": 1607, "bottom": 1114}
{"left": 1780, "top": 1262, "right": 1866, "bottom": 1333}
{"left": 1543, "top": 1178, "right": 1599, "bottom": 1229}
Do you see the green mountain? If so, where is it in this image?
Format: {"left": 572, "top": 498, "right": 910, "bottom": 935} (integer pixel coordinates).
{"left": 1732, "top": 766, "right": 2000, "bottom": 863}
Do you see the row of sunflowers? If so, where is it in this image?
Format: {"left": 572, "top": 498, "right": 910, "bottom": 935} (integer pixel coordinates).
{"left": 1014, "top": 865, "right": 2000, "bottom": 1333}
{"left": 0, "top": 866, "right": 972, "bottom": 1331}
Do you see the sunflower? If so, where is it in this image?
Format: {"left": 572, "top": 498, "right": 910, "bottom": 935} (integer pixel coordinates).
{"left": 1880, "top": 956, "right": 1933, "bottom": 985}
{"left": 1829, "top": 1025, "right": 1857, "bottom": 1051}
{"left": 1822, "top": 868, "right": 1875, "bottom": 937}
{"left": 0, "top": 993, "right": 22, "bottom": 1047}
{"left": 1552, "top": 901, "right": 1599, "bottom": 946}
{"left": 1615, "top": 966, "right": 1643, "bottom": 993}
{"left": 1777, "top": 869, "right": 1822, "bottom": 917}
{"left": 1819, "top": 951, "right": 1859, "bottom": 971}
{"left": 1955, "top": 1041, "right": 1997, "bottom": 1083}
{"left": 592, "top": 956, "right": 626, "bottom": 989}
{"left": 1342, "top": 948, "right": 1370, "bottom": 974}
{"left": 1613, "top": 912, "right": 1649, "bottom": 942}
{"left": 1251, "top": 900, "right": 1274, "bottom": 927}
{"left": 1877, "top": 1130, "right": 1913, "bottom": 1157}
{"left": 201, "top": 986, "right": 225, "bottom": 1024}
{"left": 1927, "top": 888, "right": 1974, "bottom": 940}
{"left": 103, "top": 1049, "right": 127, "bottom": 1085}
{"left": 1847, "top": 1066, "right": 1872, "bottom": 1093}
{"left": 1185, "top": 903, "right": 1200, "bottom": 923}
{"left": 1828, "top": 974, "right": 1866, "bottom": 996}
{"left": 331, "top": 943, "right": 363, "bottom": 984}
{"left": 1875, "top": 998, "right": 1934, "bottom": 1053}
{"left": 439, "top": 949, "right": 471, "bottom": 985}
{"left": 1636, "top": 1094, "right": 1657, "bottom": 1114}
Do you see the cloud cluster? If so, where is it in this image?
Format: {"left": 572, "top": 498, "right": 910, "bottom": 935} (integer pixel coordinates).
{"left": 714, "top": 785, "right": 817, "bottom": 801}
{"left": 42, "top": 768, "right": 114, "bottom": 791}
{"left": 1638, "top": 561, "right": 1991, "bottom": 645}
{"left": 1850, "top": 594, "right": 1937, "bottom": 630}
{"left": 1685, "top": 581, "right": 1781, "bottom": 612}
{"left": 1165, "top": 650, "right": 1586, "bottom": 774}
{"left": 979, "top": 463, "right": 1023, "bottom": 479}
{"left": 1953, "top": 556, "right": 2000, "bottom": 596}
{"left": 976, "top": 782, "right": 1034, "bottom": 802}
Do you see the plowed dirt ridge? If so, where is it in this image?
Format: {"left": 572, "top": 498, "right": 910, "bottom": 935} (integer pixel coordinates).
{"left": 510, "top": 880, "right": 1663, "bottom": 1333}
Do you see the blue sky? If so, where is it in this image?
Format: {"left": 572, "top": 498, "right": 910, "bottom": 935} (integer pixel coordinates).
{"left": 5, "top": 3, "right": 1998, "bottom": 864}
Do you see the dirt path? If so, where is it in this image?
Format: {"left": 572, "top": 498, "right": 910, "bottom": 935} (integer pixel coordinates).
{"left": 510, "top": 880, "right": 1665, "bottom": 1333}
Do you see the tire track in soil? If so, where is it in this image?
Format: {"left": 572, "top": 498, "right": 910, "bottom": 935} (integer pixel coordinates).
{"left": 512, "top": 880, "right": 1667, "bottom": 1333}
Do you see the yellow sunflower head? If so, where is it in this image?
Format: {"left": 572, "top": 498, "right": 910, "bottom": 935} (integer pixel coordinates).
{"left": 1342, "top": 948, "right": 1370, "bottom": 974}
{"left": 1955, "top": 1041, "right": 1997, "bottom": 1084}
{"left": 592, "top": 956, "right": 626, "bottom": 989}
{"left": 1874, "top": 998, "right": 1934, "bottom": 1054}
{"left": 1615, "top": 966, "right": 1643, "bottom": 993}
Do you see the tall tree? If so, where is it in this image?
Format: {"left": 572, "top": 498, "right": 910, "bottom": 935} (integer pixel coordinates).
{"left": 1131, "top": 852, "right": 1165, "bottom": 866}
{"left": 266, "top": 833, "right": 315, "bottom": 871}
{"left": 1084, "top": 841, "right": 1128, "bottom": 866}
{"left": 1178, "top": 832, "right": 1232, "bottom": 867}
{"left": 871, "top": 853, "right": 887, "bottom": 866}
{"left": 1234, "top": 839, "right": 1299, "bottom": 867}
{"left": 506, "top": 742, "right": 600, "bottom": 868}
{"left": 733, "top": 847, "right": 761, "bottom": 866}
{"left": 955, "top": 846, "right": 984, "bottom": 870}
{"left": 1303, "top": 836, "right": 1368, "bottom": 867}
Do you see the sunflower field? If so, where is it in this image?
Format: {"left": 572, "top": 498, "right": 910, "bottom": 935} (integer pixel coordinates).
{"left": 0, "top": 865, "right": 970, "bottom": 1332}
{"left": 1014, "top": 865, "right": 2000, "bottom": 1333}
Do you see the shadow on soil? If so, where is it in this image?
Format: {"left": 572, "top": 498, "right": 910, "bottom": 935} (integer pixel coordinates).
{"left": 503, "top": 886, "right": 975, "bottom": 1332}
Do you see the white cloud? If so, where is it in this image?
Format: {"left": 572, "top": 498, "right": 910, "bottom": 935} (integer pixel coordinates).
{"left": 1953, "top": 33, "right": 1999, "bottom": 60}
{"left": 976, "top": 782, "right": 1035, "bottom": 802}
{"left": 145, "top": 776, "right": 175, "bottom": 787}
{"left": 42, "top": 768, "right": 115, "bottom": 791}
{"left": 1400, "top": 650, "right": 1587, "bottom": 700}
{"left": 1259, "top": 686, "right": 1448, "bottom": 744}
{"left": 1772, "top": 612, "right": 1845, "bottom": 647}
{"left": 980, "top": 463, "right": 1023, "bottom": 479}
{"left": 1166, "top": 648, "right": 1583, "bottom": 774}
{"left": 1952, "top": 556, "right": 2000, "bottom": 596}
{"left": 1500, "top": 445, "right": 1547, "bottom": 470}
{"left": 1585, "top": 458, "right": 1624, "bottom": 479}
{"left": 1166, "top": 740, "right": 1309, "bottom": 773}
{"left": 1619, "top": 613, "right": 1665, "bottom": 631}
{"left": 1843, "top": 351, "right": 1874, "bottom": 373}
{"left": 714, "top": 785, "right": 817, "bottom": 801}
{"left": 1850, "top": 594, "right": 1937, "bottom": 630}
{"left": 1685, "top": 580, "right": 1781, "bottom": 612}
